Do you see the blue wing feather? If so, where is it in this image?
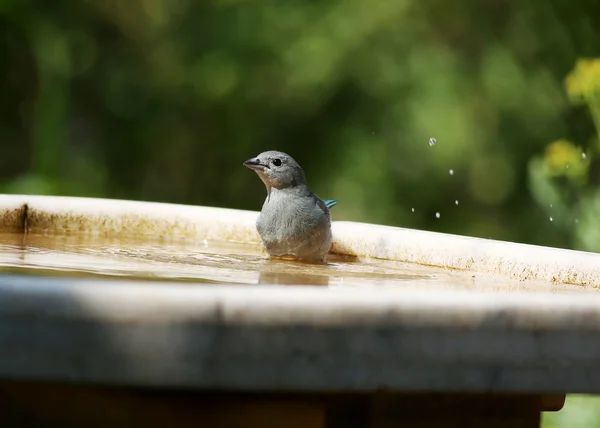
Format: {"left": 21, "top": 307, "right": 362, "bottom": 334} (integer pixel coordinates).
{"left": 323, "top": 199, "right": 338, "bottom": 209}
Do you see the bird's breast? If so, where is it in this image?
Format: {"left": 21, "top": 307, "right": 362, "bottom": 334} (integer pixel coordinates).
{"left": 256, "top": 193, "right": 331, "bottom": 257}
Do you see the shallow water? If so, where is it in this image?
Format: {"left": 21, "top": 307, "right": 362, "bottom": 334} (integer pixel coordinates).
{"left": 0, "top": 232, "right": 593, "bottom": 293}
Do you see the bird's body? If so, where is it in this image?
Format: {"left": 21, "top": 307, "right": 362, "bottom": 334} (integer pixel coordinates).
{"left": 243, "top": 151, "right": 336, "bottom": 263}
{"left": 256, "top": 184, "right": 332, "bottom": 261}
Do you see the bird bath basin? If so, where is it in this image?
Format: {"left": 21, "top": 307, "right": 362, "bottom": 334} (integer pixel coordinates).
{"left": 2, "top": 194, "right": 600, "bottom": 428}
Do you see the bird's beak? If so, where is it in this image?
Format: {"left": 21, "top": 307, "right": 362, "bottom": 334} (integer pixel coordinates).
{"left": 243, "top": 157, "right": 267, "bottom": 171}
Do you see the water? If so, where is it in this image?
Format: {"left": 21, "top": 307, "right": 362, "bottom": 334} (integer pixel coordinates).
{"left": 0, "top": 232, "right": 592, "bottom": 293}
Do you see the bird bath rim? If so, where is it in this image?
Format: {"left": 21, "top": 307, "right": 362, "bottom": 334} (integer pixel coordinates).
{"left": 0, "top": 193, "right": 599, "bottom": 286}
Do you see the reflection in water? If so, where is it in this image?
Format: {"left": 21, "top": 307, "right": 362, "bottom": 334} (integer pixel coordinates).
{"left": 258, "top": 271, "right": 329, "bottom": 286}
{"left": 0, "top": 232, "right": 594, "bottom": 293}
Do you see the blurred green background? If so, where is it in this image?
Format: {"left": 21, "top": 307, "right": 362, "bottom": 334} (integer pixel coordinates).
{"left": 2, "top": 0, "right": 600, "bottom": 251}
{"left": 1, "top": 1, "right": 600, "bottom": 425}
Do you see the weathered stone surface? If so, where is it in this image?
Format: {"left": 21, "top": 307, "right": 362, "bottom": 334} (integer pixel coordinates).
{"left": 1, "top": 275, "right": 600, "bottom": 393}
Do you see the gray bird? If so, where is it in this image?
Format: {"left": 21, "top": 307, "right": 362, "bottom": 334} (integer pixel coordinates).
{"left": 243, "top": 150, "right": 338, "bottom": 263}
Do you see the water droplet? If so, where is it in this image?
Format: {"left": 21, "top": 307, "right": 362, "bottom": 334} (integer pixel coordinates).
{"left": 428, "top": 137, "right": 436, "bottom": 146}
{"left": 549, "top": 217, "right": 553, "bottom": 222}
{"left": 575, "top": 218, "right": 579, "bottom": 224}
{"left": 455, "top": 200, "right": 459, "bottom": 205}
{"left": 566, "top": 164, "right": 570, "bottom": 169}
{"left": 449, "top": 169, "right": 454, "bottom": 175}
{"left": 435, "top": 212, "right": 440, "bottom": 219}
{"left": 550, "top": 204, "right": 553, "bottom": 208}
{"left": 582, "top": 153, "right": 587, "bottom": 159}
{"left": 411, "top": 208, "right": 415, "bottom": 213}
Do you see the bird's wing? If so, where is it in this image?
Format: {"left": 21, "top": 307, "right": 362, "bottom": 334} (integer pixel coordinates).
{"left": 323, "top": 199, "right": 338, "bottom": 209}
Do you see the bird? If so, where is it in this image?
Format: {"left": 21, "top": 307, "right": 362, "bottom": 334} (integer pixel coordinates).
{"left": 243, "top": 150, "right": 337, "bottom": 263}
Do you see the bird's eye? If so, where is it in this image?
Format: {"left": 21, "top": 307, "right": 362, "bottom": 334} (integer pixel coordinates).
{"left": 272, "top": 158, "right": 282, "bottom": 166}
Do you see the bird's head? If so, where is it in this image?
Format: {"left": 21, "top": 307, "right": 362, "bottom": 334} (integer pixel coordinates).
{"left": 244, "top": 151, "right": 307, "bottom": 191}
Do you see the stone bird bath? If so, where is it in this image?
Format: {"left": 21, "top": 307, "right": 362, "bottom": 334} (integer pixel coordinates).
{"left": 1, "top": 194, "right": 600, "bottom": 427}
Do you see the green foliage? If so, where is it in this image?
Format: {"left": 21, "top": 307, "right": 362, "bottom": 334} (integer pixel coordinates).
{"left": 543, "top": 396, "right": 600, "bottom": 428}
{"left": 528, "top": 58, "right": 600, "bottom": 251}
{"left": 1, "top": 0, "right": 599, "bottom": 252}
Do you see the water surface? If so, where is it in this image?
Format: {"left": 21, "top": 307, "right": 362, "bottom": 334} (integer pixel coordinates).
{"left": 0, "top": 232, "right": 592, "bottom": 293}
